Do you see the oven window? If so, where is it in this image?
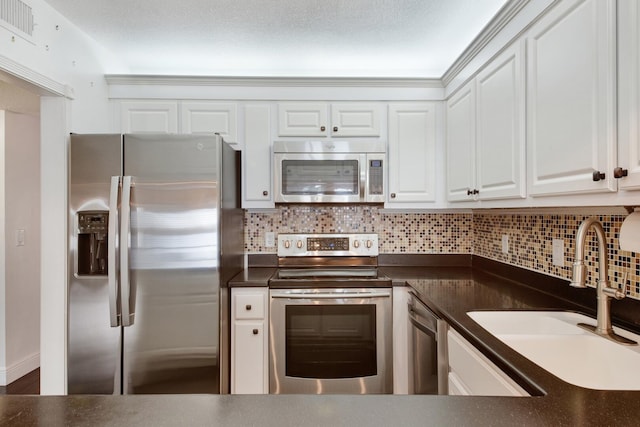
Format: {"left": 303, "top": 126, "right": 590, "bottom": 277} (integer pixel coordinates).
{"left": 285, "top": 305, "right": 377, "bottom": 379}
{"left": 282, "top": 160, "right": 359, "bottom": 195}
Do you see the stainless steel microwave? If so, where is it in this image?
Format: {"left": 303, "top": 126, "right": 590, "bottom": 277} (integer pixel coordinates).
{"left": 273, "top": 140, "right": 386, "bottom": 203}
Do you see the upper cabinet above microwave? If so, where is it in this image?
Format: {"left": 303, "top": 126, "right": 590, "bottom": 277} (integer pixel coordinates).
{"left": 277, "top": 102, "right": 382, "bottom": 137}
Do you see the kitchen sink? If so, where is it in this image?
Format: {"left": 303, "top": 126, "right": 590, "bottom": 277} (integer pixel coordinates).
{"left": 467, "top": 311, "right": 640, "bottom": 390}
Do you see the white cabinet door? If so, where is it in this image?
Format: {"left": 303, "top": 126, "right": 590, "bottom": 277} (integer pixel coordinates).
{"left": 526, "top": 0, "right": 616, "bottom": 196}
{"left": 447, "top": 329, "right": 528, "bottom": 397}
{"left": 231, "top": 288, "right": 268, "bottom": 394}
{"left": 243, "top": 104, "right": 274, "bottom": 208}
{"left": 387, "top": 103, "right": 437, "bottom": 203}
{"left": 278, "top": 103, "right": 328, "bottom": 137}
{"left": 617, "top": 0, "right": 640, "bottom": 190}
{"left": 331, "top": 103, "right": 381, "bottom": 137}
{"left": 120, "top": 101, "right": 178, "bottom": 134}
{"left": 233, "top": 321, "right": 267, "bottom": 394}
{"left": 476, "top": 41, "right": 526, "bottom": 200}
{"left": 446, "top": 81, "right": 476, "bottom": 202}
{"left": 181, "top": 102, "right": 237, "bottom": 143}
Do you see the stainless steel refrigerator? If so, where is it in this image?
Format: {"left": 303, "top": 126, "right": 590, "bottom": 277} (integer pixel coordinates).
{"left": 68, "top": 134, "right": 243, "bottom": 394}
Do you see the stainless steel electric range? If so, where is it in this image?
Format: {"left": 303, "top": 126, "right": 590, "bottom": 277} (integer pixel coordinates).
{"left": 268, "top": 233, "right": 392, "bottom": 395}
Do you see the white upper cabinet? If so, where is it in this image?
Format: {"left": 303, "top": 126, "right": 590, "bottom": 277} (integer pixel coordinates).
{"left": 120, "top": 101, "right": 178, "bottom": 134}
{"left": 278, "top": 103, "right": 329, "bottom": 137}
{"left": 475, "top": 40, "right": 526, "bottom": 200}
{"left": 526, "top": 0, "right": 616, "bottom": 196}
{"left": 617, "top": 0, "right": 640, "bottom": 190}
{"left": 387, "top": 103, "right": 437, "bottom": 204}
{"left": 446, "top": 41, "right": 526, "bottom": 203}
{"left": 330, "top": 103, "right": 381, "bottom": 137}
{"left": 243, "top": 104, "right": 274, "bottom": 209}
{"left": 446, "top": 81, "right": 476, "bottom": 202}
{"left": 180, "top": 102, "right": 237, "bottom": 143}
{"left": 277, "top": 102, "right": 381, "bottom": 137}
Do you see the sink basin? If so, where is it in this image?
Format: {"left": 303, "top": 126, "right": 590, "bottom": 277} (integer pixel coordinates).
{"left": 467, "top": 311, "right": 640, "bottom": 390}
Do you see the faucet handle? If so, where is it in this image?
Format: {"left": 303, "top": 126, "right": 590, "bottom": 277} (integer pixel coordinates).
{"left": 603, "top": 272, "right": 628, "bottom": 300}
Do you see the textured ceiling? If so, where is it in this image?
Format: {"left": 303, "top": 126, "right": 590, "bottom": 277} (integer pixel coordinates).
{"left": 43, "top": 0, "right": 508, "bottom": 78}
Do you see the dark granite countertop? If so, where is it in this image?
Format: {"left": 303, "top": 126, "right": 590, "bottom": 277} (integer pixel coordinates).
{"left": 3, "top": 259, "right": 640, "bottom": 426}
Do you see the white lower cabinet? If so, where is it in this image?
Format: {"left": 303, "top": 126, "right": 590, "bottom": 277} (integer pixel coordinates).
{"left": 447, "top": 329, "right": 528, "bottom": 397}
{"left": 231, "top": 288, "right": 268, "bottom": 394}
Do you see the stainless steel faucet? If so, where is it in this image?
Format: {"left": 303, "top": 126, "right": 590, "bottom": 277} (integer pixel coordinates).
{"left": 570, "top": 217, "right": 636, "bottom": 345}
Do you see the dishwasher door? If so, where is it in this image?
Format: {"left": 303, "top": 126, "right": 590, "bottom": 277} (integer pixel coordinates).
{"left": 408, "top": 293, "right": 448, "bottom": 395}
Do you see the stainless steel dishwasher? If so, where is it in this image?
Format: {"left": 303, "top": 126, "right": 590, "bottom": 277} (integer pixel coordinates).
{"left": 408, "top": 292, "right": 449, "bottom": 394}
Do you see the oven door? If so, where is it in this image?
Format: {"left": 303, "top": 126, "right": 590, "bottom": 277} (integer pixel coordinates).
{"left": 269, "top": 288, "right": 392, "bottom": 394}
{"left": 274, "top": 153, "right": 366, "bottom": 203}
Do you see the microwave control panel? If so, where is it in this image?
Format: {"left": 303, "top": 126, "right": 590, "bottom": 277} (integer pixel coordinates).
{"left": 277, "top": 233, "right": 379, "bottom": 257}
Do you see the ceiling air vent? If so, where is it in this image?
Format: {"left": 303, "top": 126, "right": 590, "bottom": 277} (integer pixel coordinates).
{"left": 0, "top": 0, "right": 34, "bottom": 40}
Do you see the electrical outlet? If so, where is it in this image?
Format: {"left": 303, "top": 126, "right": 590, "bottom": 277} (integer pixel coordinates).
{"left": 501, "top": 234, "right": 509, "bottom": 254}
{"left": 552, "top": 239, "right": 564, "bottom": 267}
{"left": 265, "top": 232, "right": 275, "bottom": 248}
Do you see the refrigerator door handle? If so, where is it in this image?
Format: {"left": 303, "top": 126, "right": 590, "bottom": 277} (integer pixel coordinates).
{"left": 120, "top": 175, "right": 135, "bottom": 327}
{"left": 108, "top": 176, "right": 121, "bottom": 327}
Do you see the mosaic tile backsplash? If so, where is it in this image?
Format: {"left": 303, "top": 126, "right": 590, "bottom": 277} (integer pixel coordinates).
{"left": 244, "top": 206, "right": 640, "bottom": 300}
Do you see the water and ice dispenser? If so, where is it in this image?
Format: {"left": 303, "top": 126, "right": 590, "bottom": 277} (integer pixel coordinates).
{"left": 76, "top": 211, "right": 109, "bottom": 276}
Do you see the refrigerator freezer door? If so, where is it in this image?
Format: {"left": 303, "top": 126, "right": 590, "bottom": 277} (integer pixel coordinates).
{"left": 122, "top": 135, "right": 221, "bottom": 394}
{"left": 68, "top": 134, "right": 123, "bottom": 394}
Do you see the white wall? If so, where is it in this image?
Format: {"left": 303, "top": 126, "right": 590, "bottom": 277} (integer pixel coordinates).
{"left": 1, "top": 110, "right": 41, "bottom": 385}
{"left": 0, "top": 0, "right": 118, "bottom": 394}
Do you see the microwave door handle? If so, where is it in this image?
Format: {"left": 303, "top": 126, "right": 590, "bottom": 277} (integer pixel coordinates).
{"left": 107, "top": 176, "right": 121, "bottom": 327}
{"left": 120, "top": 176, "right": 135, "bottom": 327}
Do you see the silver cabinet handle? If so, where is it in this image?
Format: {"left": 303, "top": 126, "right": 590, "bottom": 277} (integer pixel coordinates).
{"left": 107, "top": 176, "right": 121, "bottom": 327}
{"left": 120, "top": 176, "right": 134, "bottom": 327}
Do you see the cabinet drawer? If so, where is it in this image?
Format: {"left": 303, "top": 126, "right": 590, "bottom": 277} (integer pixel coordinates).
{"left": 448, "top": 329, "right": 528, "bottom": 396}
{"left": 234, "top": 293, "right": 265, "bottom": 319}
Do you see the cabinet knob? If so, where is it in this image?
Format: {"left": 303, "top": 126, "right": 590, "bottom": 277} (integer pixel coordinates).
{"left": 390, "top": 193, "right": 396, "bottom": 199}
{"left": 320, "top": 126, "right": 326, "bottom": 132}
{"left": 252, "top": 329, "right": 259, "bottom": 335}
{"left": 262, "top": 190, "right": 268, "bottom": 196}
{"left": 245, "top": 304, "right": 252, "bottom": 310}
{"left": 592, "top": 171, "right": 606, "bottom": 182}
{"left": 473, "top": 189, "right": 479, "bottom": 195}
{"left": 467, "top": 189, "right": 473, "bottom": 196}
{"left": 333, "top": 126, "right": 338, "bottom": 132}
{"left": 614, "top": 167, "right": 629, "bottom": 179}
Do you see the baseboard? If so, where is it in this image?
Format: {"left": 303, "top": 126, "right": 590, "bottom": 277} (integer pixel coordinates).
{"left": 0, "top": 352, "right": 40, "bottom": 386}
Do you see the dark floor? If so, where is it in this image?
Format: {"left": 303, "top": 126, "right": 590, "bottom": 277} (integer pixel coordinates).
{"left": 0, "top": 369, "right": 40, "bottom": 395}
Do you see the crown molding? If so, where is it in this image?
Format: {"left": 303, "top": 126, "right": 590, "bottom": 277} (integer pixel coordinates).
{"left": 441, "top": 0, "right": 531, "bottom": 87}
{"left": 104, "top": 74, "right": 442, "bottom": 89}
{"left": 0, "top": 54, "right": 72, "bottom": 98}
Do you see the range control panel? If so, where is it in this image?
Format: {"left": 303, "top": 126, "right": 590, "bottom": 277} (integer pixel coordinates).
{"left": 277, "top": 233, "right": 379, "bottom": 257}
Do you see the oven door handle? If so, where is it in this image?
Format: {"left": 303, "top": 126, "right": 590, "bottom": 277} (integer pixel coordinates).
{"left": 271, "top": 291, "right": 391, "bottom": 299}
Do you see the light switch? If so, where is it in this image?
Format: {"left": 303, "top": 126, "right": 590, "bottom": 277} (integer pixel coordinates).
{"left": 552, "top": 239, "right": 564, "bottom": 267}
{"left": 16, "top": 229, "right": 25, "bottom": 246}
